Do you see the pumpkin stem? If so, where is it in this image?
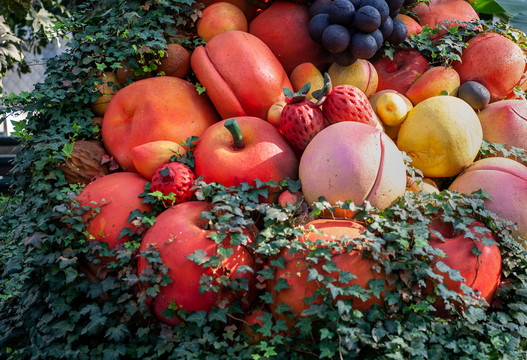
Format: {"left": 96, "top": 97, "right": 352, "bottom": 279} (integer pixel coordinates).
{"left": 224, "top": 118, "right": 244, "bottom": 150}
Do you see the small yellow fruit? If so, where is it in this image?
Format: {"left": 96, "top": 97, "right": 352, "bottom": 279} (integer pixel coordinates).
{"left": 376, "top": 92, "right": 408, "bottom": 127}
{"left": 327, "top": 59, "right": 378, "bottom": 97}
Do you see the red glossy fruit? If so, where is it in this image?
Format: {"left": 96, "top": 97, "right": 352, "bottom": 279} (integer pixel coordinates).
{"left": 323, "top": 84, "right": 377, "bottom": 126}
{"left": 279, "top": 85, "right": 326, "bottom": 153}
{"left": 193, "top": 116, "right": 299, "bottom": 202}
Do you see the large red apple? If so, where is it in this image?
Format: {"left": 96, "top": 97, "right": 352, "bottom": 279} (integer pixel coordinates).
{"left": 137, "top": 201, "right": 255, "bottom": 326}
{"left": 269, "top": 219, "right": 386, "bottom": 322}
{"left": 193, "top": 116, "right": 299, "bottom": 202}
{"left": 372, "top": 50, "right": 430, "bottom": 94}
{"left": 425, "top": 217, "right": 502, "bottom": 313}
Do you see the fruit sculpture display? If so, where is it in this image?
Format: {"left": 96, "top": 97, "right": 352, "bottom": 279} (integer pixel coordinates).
{"left": 70, "top": 0, "right": 527, "bottom": 336}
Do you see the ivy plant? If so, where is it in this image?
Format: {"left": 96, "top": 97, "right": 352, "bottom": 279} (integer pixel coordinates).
{"left": 2, "top": 0, "right": 527, "bottom": 359}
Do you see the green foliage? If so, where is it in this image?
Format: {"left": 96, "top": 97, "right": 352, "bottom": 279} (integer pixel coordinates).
{"left": 2, "top": 0, "right": 527, "bottom": 359}
{"left": 386, "top": 16, "right": 527, "bottom": 66}
{"left": 472, "top": 0, "right": 527, "bottom": 33}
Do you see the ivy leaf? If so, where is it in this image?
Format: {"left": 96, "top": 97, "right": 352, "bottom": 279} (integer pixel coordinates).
{"left": 105, "top": 324, "right": 129, "bottom": 342}
{"left": 187, "top": 249, "right": 209, "bottom": 265}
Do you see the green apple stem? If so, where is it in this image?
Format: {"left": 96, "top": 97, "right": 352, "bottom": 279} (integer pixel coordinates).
{"left": 224, "top": 118, "right": 244, "bottom": 150}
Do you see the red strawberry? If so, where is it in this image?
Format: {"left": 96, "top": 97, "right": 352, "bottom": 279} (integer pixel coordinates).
{"left": 151, "top": 162, "right": 196, "bottom": 206}
{"left": 279, "top": 83, "right": 326, "bottom": 153}
{"left": 314, "top": 73, "right": 377, "bottom": 126}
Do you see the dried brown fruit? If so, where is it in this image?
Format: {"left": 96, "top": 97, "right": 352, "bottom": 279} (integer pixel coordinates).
{"left": 61, "top": 140, "right": 110, "bottom": 184}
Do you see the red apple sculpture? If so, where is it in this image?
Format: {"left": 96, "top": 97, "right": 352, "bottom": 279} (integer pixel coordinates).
{"left": 372, "top": 50, "right": 430, "bottom": 94}
{"left": 193, "top": 117, "right": 299, "bottom": 202}
{"left": 137, "top": 201, "right": 255, "bottom": 325}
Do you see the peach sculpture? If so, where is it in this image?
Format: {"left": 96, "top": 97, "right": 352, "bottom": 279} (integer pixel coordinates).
{"left": 102, "top": 76, "right": 219, "bottom": 172}
{"left": 454, "top": 33, "right": 526, "bottom": 102}
{"left": 449, "top": 157, "right": 527, "bottom": 245}
{"left": 299, "top": 121, "right": 407, "bottom": 218}
{"left": 478, "top": 100, "right": 527, "bottom": 163}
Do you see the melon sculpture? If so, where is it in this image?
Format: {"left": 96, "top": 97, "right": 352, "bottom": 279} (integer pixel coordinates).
{"left": 397, "top": 96, "right": 482, "bottom": 178}
{"left": 102, "top": 76, "right": 219, "bottom": 172}
{"left": 299, "top": 121, "right": 407, "bottom": 217}
{"left": 191, "top": 30, "right": 292, "bottom": 120}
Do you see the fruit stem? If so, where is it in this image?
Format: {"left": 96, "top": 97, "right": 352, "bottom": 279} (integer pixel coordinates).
{"left": 224, "top": 118, "right": 244, "bottom": 150}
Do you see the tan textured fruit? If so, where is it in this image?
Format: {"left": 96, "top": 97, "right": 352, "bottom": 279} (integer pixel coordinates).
{"left": 397, "top": 96, "right": 482, "bottom": 178}
{"left": 61, "top": 140, "right": 110, "bottom": 184}
{"left": 156, "top": 43, "right": 191, "bottom": 78}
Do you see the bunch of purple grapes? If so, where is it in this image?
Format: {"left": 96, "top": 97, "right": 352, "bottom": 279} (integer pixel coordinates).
{"left": 308, "top": 0, "right": 408, "bottom": 66}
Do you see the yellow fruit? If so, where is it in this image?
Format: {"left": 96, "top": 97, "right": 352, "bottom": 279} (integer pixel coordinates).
{"left": 91, "top": 72, "right": 120, "bottom": 116}
{"left": 397, "top": 96, "right": 482, "bottom": 178}
{"left": 327, "top": 59, "right": 378, "bottom": 97}
{"left": 289, "top": 62, "right": 324, "bottom": 102}
{"left": 376, "top": 92, "right": 409, "bottom": 127}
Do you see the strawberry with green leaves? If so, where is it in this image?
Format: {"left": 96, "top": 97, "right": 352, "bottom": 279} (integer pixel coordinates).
{"left": 279, "top": 83, "right": 326, "bottom": 154}
{"left": 314, "top": 73, "right": 377, "bottom": 127}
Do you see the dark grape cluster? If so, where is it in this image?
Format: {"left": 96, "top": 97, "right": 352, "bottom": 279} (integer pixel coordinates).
{"left": 308, "top": 0, "right": 408, "bottom": 66}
